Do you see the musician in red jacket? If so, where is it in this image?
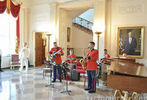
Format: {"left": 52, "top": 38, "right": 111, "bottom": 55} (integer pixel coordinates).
{"left": 49, "top": 42, "right": 64, "bottom": 82}
{"left": 66, "top": 49, "right": 76, "bottom": 69}
{"left": 102, "top": 49, "right": 110, "bottom": 64}
{"left": 85, "top": 42, "right": 98, "bottom": 93}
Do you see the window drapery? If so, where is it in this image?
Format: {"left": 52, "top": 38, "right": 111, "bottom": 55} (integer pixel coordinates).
{"left": 10, "top": 0, "right": 20, "bottom": 18}
{"left": 0, "top": 0, "right": 21, "bottom": 53}
{"left": 0, "top": 0, "right": 20, "bottom": 17}
{"left": 0, "top": 0, "right": 6, "bottom": 14}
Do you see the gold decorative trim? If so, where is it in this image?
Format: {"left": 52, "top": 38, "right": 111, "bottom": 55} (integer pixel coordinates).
{"left": 114, "top": 90, "right": 139, "bottom": 100}
{"left": 6, "top": 0, "right": 10, "bottom": 14}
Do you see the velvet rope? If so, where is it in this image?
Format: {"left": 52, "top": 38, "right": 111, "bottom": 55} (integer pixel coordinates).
{"left": 0, "top": 0, "right": 6, "bottom": 14}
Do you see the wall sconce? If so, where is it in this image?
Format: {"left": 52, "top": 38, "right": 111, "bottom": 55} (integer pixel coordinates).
{"left": 95, "top": 32, "right": 102, "bottom": 35}
{"left": 46, "top": 34, "right": 52, "bottom": 37}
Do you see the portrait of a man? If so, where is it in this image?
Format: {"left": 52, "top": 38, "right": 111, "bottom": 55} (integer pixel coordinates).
{"left": 123, "top": 32, "right": 137, "bottom": 55}
{"left": 118, "top": 26, "right": 144, "bottom": 58}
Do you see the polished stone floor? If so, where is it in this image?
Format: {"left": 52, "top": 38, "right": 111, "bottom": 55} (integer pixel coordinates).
{"left": 0, "top": 67, "right": 146, "bottom": 100}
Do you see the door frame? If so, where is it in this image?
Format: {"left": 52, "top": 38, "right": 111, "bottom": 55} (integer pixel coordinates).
{"left": 33, "top": 32, "right": 50, "bottom": 67}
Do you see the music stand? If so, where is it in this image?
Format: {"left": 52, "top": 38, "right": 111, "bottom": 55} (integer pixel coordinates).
{"left": 60, "top": 62, "right": 72, "bottom": 95}
{"left": 44, "top": 61, "right": 54, "bottom": 88}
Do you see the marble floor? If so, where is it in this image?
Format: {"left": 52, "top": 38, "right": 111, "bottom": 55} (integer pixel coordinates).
{"left": 0, "top": 67, "right": 146, "bottom": 100}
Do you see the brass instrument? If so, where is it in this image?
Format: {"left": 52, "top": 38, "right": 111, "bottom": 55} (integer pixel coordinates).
{"left": 79, "top": 48, "right": 92, "bottom": 87}
{"left": 80, "top": 48, "right": 92, "bottom": 70}
{"left": 79, "top": 58, "right": 86, "bottom": 70}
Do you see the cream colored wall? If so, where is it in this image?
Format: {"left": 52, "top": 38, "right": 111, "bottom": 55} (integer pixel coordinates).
{"left": 28, "top": 4, "right": 51, "bottom": 65}
{"left": 72, "top": 26, "right": 93, "bottom": 57}
{"left": 93, "top": 0, "right": 106, "bottom": 60}
{"left": 109, "top": 0, "right": 147, "bottom": 65}
{"left": 57, "top": 7, "right": 89, "bottom": 59}
{"left": 19, "top": 6, "right": 30, "bottom": 49}
{"left": 57, "top": 9, "right": 73, "bottom": 59}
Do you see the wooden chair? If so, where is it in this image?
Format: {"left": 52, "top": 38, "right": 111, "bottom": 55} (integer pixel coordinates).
{"left": 10, "top": 54, "right": 20, "bottom": 69}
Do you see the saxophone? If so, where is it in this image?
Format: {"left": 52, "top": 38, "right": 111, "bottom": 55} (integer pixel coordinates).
{"left": 80, "top": 48, "right": 92, "bottom": 70}
{"left": 79, "top": 58, "right": 87, "bottom": 70}
{"left": 79, "top": 57, "right": 87, "bottom": 88}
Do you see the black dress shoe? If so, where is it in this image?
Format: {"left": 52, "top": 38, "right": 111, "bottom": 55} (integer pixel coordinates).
{"left": 84, "top": 88, "right": 90, "bottom": 91}
{"left": 88, "top": 90, "right": 96, "bottom": 93}
{"left": 52, "top": 80, "right": 56, "bottom": 82}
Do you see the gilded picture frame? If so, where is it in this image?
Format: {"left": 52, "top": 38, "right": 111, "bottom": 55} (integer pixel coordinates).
{"left": 117, "top": 26, "right": 144, "bottom": 58}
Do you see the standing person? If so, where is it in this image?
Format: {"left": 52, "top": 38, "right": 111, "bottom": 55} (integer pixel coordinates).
{"left": 0, "top": 49, "right": 3, "bottom": 72}
{"left": 84, "top": 42, "right": 98, "bottom": 93}
{"left": 49, "top": 42, "right": 64, "bottom": 82}
{"left": 19, "top": 42, "right": 30, "bottom": 72}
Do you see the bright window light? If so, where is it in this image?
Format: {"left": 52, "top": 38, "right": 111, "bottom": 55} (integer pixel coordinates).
{"left": 0, "top": 11, "right": 16, "bottom": 56}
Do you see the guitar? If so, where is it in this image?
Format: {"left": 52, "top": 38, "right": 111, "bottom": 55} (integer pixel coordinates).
{"left": 49, "top": 48, "right": 64, "bottom": 61}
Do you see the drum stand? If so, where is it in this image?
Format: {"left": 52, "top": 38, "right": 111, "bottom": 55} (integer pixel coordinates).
{"left": 60, "top": 69, "right": 71, "bottom": 95}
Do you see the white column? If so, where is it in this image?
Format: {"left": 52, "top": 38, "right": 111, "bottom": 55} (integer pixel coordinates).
{"left": 19, "top": 7, "right": 25, "bottom": 49}
{"left": 24, "top": 8, "right": 29, "bottom": 44}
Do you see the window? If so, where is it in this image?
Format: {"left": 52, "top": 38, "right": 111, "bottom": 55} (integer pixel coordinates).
{"left": 0, "top": 11, "right": 16, "bottom": 56}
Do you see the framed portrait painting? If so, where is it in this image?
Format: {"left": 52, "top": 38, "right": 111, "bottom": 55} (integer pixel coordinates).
{"left": 117, "top": 26, "right": 144, "bottom": 58}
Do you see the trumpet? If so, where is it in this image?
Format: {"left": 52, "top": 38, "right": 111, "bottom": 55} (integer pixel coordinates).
{"left": 79, "top": 58, "right": 86, "bottom": 70}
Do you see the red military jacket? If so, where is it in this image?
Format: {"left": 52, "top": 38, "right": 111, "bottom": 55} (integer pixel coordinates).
{"left": 103, "top": 54, "right": 110, "bottom": 64}
{"left": 49, "top": 47, "right": 64, "bottom": 64}
{"left": 66, "top": 54, "right": 76, "bottom": 63}
{"left": 86, "top": 49, "right": 98, "bottom": 70}
{"left": 104, "top": 54, "right": 110, "bottom": 58}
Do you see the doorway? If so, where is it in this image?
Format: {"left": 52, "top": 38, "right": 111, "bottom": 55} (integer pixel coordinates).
{"left": 35, "top": 32, "right": 49, "bottom": 67}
